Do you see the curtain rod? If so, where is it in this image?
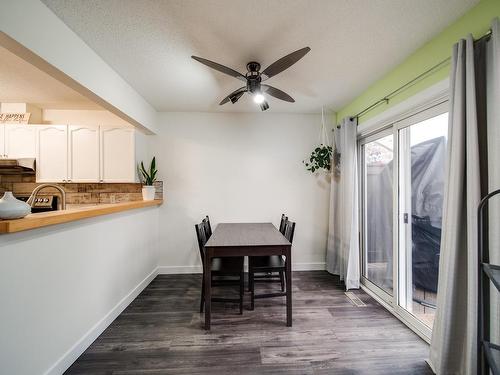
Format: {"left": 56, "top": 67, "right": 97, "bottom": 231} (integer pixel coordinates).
{"left": 335, "top": 28, "right": 492, "bottom": 129}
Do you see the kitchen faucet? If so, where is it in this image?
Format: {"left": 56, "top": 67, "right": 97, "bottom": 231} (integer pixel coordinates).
{"left": 27, "top": 184, "right": 66, "bottom": 210}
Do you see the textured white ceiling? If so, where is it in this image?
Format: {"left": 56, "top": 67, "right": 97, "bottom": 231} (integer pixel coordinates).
{"left": 42, "top": 0, "right": 477, "bottom": 113}
{"left": 0, "top": 46, "right": 100, "bottom": 109}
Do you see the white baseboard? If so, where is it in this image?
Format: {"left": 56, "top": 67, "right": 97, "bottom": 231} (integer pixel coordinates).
{"left": 292, "top": 262, "right": 326, "bottom": 271}
{"left": 158, "top": 265, "right": 203, "bottom": 274}
{"left": 157, "top": 262, "right": 326, "bottom": 274}
{"left": 44, "top": 267, "right": 159, "bottom": 375}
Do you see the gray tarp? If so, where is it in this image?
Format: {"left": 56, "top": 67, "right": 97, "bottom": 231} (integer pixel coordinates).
{"left": 366, "top": 136, "right": 446, "bottom": 293}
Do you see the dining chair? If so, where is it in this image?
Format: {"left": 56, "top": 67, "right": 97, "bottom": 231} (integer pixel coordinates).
{"left": 195, "top": 222, "right": 244, "bottom": 314}
{"left": 202, "top": 215, "right": 212, "bottom": 237}
{"left": 278, "top": 213, "right": 287, "bottom": 235}
{"left": 249, "top": 219, "right": 296, "bottom": 310}
{"left": 247, "top": 214, "right": 288, "bottom": 292}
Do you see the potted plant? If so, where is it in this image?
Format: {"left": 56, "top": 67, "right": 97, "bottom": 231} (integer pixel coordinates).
{"left": 303, "top": 107, "right": 333, "bottom": 174}
{"left": 303, "top": 144, "right": 333, "bottom": 173}
{"left": 139, "top": 157, "right": 158, "bottom": 201}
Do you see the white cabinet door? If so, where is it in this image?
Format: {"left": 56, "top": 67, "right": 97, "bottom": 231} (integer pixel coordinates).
{"left": 36, "top": 125, "right": 68, "bottom": 182}
{"left": 68, "top": 125, "right": 100, "bottom": 182}
{"left": 0, "top": 124, "right": 5, "bottom": 158}
{"left": 4, "top": 125, "right": 36, "bottom": 158}
{"left": 100, "top": 126, "right": 135, "bottom": 182}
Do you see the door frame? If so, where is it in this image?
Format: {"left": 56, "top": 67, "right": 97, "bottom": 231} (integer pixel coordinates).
{"left": 357, "top": 98, "right": 449, "bottom": 343}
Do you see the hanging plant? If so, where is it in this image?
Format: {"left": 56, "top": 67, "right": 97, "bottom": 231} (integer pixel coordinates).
{"left": 303, "top": 144, "right": 333, "bottom": 172}
{"left": 303, "top": 107, "right": 332, "bottom": 173}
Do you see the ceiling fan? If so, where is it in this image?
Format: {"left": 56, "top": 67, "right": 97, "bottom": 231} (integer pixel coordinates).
{"left": 191, "top": 47, "right": 310, "bottom": 111}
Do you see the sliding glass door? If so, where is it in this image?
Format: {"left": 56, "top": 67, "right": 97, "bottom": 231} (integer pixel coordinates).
{"left": 359, "top": 102, "right": 448, "bottom": 337}
{"left": 397, "top": 111, "right": 448, "bottom": 329}
{"left": 361, "top": 132, "right": 394, "bottom": 298}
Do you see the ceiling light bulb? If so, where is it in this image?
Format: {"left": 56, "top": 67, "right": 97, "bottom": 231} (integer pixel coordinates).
{"left": 253, "top": 93, "right": 265, "bottom": 104}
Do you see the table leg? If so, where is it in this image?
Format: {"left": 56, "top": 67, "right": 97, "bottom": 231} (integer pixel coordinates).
{"left": 285, "top": 246, "right": 292, "bottom": 327}
{"left": 204, "top": 249, "right": 212, "bottom": 330}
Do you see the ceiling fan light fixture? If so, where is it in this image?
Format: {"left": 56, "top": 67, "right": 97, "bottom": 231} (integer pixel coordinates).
{"left": 192, "top": 47, "right": 310, "bottom": 110}
{"left": 253, "top": 93, "right": 265, "bottom": 104}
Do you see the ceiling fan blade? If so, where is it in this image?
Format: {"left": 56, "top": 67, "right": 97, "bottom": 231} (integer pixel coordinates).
{"left": 261, "top": 47, "right": 311, "bottom": 80}
{"left": 232, "top": 90, "right": 246, "bottom": 103}
{"left": 261, "top": 84, "right": 295, "bottom": 102}
{"left": 219, "top": 87, "right": 247, "bottom": 105}
{"left": 192, "top": 56, "right": 246, "bottom": 82}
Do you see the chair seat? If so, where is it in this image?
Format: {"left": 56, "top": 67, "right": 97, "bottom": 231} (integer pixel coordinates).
{"left": 211, "top": 257, "right": 244, "bottom": 273}
{"left": 250, "top": 255, "right": 285, "bottom": 269}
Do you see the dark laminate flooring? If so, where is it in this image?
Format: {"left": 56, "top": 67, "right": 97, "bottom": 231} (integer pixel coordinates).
{"left": 65, "top": 271, "right": 433, "bottom": 375}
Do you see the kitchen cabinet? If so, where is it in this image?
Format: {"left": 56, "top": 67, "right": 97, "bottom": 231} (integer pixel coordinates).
{"left": 68, "top": 125, "right": 100, "bottom": 182}
{"left": 36, "top": 125, "right": 68, "bottom": 182}
{"left": 100, "top": 126, "right": 135, "bottom": 182}
{"left": 0, "top": 123, "right": 140, "bottom": 183}
{"left": 0, "top": 124, "right": 37, "bottom": 159}
{"left": 4, "top": 124, "right": 37, "bottom": 158}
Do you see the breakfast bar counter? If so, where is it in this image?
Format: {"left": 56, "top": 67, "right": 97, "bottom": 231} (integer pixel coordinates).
{"left": 0, "top": 199, "right": 163, "bottom": 234}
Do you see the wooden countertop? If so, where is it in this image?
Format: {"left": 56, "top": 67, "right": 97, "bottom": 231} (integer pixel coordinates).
{"left": 0, "top": 200, "right": 163, "bottom": 234}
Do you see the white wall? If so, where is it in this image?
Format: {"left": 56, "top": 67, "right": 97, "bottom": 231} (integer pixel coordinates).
{"left": 152, "top": 112, "right": 331, "bottom": 272}
{"left": 0, "top": 207, "right": 160, "bottom": 375}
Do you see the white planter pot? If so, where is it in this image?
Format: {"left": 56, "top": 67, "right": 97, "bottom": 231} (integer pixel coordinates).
{"left": 0, "top": 192, "right": 31, "bottom": 219}
{"left": 142, "top": 186, "right": 156, "bottom": 201}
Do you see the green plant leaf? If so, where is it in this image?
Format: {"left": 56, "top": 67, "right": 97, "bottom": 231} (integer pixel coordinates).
{"left": 137, "top": 164, "right": 144, "bottom": 183}
{"left": 150, "top": 157, "right": 156, "bottom": 177}
{"left": 140, "top": 160, "right": 152, "bottom": 184}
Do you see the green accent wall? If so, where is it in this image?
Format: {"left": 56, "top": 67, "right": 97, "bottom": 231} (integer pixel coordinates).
{"left": 336, "top": 0, "right": 500, "bottom": 124}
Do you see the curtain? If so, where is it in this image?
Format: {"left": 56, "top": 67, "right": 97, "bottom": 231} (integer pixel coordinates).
{"left": 429, "top": 18, "right": 499, "bottom": 375}
{"left": 487, "top": 17, "right": 500, "bottom": 358}
{"left": 326, "top": 116, "right": 360, "bottom": 290}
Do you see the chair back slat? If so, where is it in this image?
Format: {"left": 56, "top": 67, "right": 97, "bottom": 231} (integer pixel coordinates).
{"left": 284, "top": 220, "right": 296, "bottom": 243}
{"left": 279, "top": 214, "right": 287, "bottom": 235}
{"left": 203, "top": 215, "right": 212, "bottom": 237}
{"left": 195, "top": 222, "right": 208, "bottom": 265}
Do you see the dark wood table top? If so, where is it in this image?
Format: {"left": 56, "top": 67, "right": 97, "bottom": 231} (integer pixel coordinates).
{"left": 205, "top": 223, "right": 291, "bottom": 248}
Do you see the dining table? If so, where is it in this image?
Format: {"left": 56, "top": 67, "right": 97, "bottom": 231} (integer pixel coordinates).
{"left": 203, "top": 222, "right": 292, "bottom": 330}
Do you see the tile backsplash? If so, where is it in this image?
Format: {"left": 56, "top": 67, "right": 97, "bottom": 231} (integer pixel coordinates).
{"left": 0, "top": 174, "right": 147, "bottom": 204}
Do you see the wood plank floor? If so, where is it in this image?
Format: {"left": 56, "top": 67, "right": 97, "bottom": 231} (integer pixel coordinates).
{"left": 65, "top": 271, "right": 433, "bottom": 374}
